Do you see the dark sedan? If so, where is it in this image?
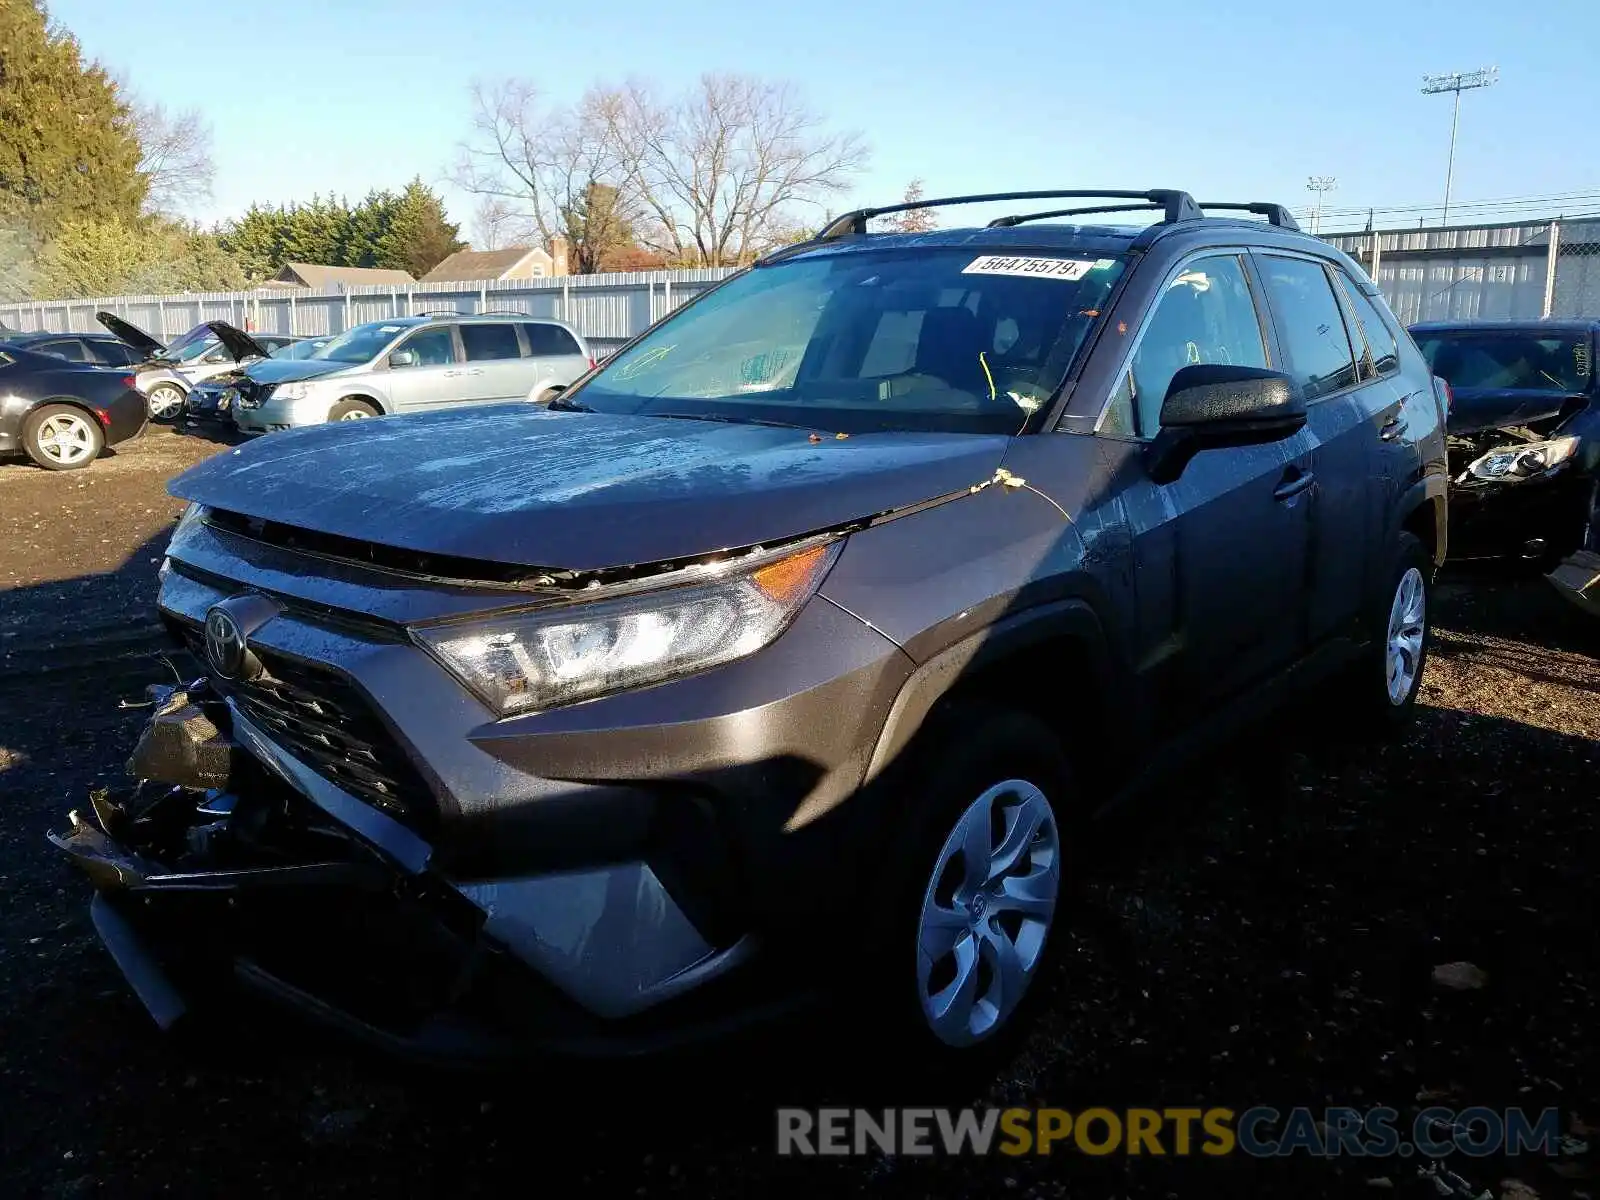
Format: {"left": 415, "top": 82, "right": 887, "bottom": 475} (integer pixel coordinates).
{"left": 1412, "top": 319, "right": 1599, "bottom": 572}
{"left": 0, "top": 329, "right": 148, "bottom": 367}
{"left": 0, "top": 346, "right": 148, "bottom": 470}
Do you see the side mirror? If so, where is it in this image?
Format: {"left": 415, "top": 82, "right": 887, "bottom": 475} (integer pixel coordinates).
{"left": 389, "top": 348, "right": 418, "bottom": 369}
{"left": 1145, "top": 365, "right": 1306, "bottom": 484}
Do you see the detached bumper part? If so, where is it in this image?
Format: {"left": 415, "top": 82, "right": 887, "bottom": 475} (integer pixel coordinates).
{"left": 50, "top": 683, "right": 784, "bottom": 1061}
{"left": 1549, "top": 549, "right": 1600, "bottom": 617}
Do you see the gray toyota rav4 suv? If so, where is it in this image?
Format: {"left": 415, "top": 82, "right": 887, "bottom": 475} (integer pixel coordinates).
{"left": 53, "top": 189, "right": 1449, "bottom": 1065}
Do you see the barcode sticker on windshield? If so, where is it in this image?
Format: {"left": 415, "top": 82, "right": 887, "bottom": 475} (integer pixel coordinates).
{"left": 963, "top": 255, "right": 1097, "bottom": 281}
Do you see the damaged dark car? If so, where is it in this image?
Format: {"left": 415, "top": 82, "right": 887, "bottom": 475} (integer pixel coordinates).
{"left": 52, "top": 189, "right": 1450, "bottom": 1065}
{"left": 1412, "top": 320, "right": 1600, "bottom": 585}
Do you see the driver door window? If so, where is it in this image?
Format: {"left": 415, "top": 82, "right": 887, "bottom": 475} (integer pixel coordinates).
{"left": 1128, "top": 255, "right": 1269, "bottom": 438}
{"left": 392, "top": 327, "right": 457, "bottom": 369}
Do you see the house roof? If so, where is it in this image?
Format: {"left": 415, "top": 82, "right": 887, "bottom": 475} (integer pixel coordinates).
{"left": 419, "top": 247, "right": 550, "bottom": 282}
{"left": 271, "top": 263, "right": 416, "bottom": 289}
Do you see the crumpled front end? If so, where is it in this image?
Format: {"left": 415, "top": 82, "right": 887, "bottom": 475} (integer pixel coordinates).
{"left": 48, "top": 668, "right": 822, "bottom": 1062}
{"left": 1445, "top": 413, "right": 1598, "bottom": 566}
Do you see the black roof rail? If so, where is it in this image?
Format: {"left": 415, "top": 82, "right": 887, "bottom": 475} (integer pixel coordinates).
{"left": 986, "top": 202, "right": 1162, "bottom": 228}
{"left": 813, "top": 189, "right": 1204, "bottom": 240}
{"left": 1197, "top": 202, "right": 1302, "bottom": 232}
{"left": 413, "top": 309, "right": 461, "bottom": 317}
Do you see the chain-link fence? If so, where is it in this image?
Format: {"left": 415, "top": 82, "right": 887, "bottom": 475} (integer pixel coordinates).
{"left": 1324, "top": 216, "right": 1600, "bottom": 325}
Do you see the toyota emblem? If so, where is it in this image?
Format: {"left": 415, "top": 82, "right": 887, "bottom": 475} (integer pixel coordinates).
{"left": 201, "top": 595, "right": 277, "bottom": 681}
{"left": 203, "top": 608, "right": 246, "bottom": 678}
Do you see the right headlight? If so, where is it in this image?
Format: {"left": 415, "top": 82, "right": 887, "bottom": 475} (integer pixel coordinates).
{"left": 1461, "top": 435, "right": 1580, "bottom": 483}
{"left": 411, "top": 540, "right": 841, "bottom": 716}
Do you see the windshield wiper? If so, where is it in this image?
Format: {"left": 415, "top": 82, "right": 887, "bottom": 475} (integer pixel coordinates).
{"left": 546, "top": 395, "right": 594, "bottom": 412}
{"left": 649, "top": 411, "right": 818, "bottom": 431}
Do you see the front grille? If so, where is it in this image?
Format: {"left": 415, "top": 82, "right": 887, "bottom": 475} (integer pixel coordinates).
{"left": 179, "top": 626, "right": 436, "bottom": 832}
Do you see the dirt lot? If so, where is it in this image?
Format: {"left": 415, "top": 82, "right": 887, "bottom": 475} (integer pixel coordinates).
{"left": 1, "top": 428, "right": 1597, "bottom": 1199}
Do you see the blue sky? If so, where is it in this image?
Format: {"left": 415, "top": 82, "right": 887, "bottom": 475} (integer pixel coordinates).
{"left": 53, "top": 0, "right": 1600, "bottom": 238}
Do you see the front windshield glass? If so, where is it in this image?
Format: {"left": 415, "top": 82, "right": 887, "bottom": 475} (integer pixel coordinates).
{"left": 1416, "top": 330, "right": 1592, "bottom": 394}
{"left": 574, "top": 248, "right": 1127, "bottom": 434}
{"left": 161, "top": 325, "right": 222, "bottom": 363}
{"left": 309, "top": 320, "right": 415, "bottom": 364}
{"left": 271, "top": 338, "right": 328, "bottom": 360}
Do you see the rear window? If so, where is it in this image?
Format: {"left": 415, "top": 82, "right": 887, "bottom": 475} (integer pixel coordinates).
{"left": 577, "top": 248, "right": 1127, "bottom": 434}
{"left": 1415, "top": 330, "right": 1592, "bottom": 393}
{"left": 522, "top": 323, "right": 582, "bottom": 357}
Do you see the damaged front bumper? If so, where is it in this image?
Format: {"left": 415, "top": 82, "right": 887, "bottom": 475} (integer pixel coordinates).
{"left": 49, "top": 681, "right": 793, "bottom": 1064}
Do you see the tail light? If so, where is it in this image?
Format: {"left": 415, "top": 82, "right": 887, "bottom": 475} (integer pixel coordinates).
{"left": 92, "top": 408, "right": 111, "bottom": 427}
{"left": 122, "top": 374, "right": 138, "bottom": 391}
{"left": 587, "top": 356, "right": 597, "bottom": 370}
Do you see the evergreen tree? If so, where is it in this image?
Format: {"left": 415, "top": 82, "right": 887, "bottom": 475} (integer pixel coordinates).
{"left": 0, "top": 0, "right": 147, "bottom": 237}
{"left": 375, "top": 179, "right": 464, "bottom": 276}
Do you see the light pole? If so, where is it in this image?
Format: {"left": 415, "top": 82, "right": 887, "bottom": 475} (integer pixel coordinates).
{"left": 1421, "top": 67, "right": 1498, "bottom": 225}
{"left": 1306, "top": 176, "right": 1336, "bottom": 234}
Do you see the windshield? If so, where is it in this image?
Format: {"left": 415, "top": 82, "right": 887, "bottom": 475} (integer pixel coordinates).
{"left": 1417, "top": 330, "right": 1593, "bottom": 394}
{"left": 161, "top": 325, "right": 224, "bottom": 363}
{"left": 271, "top": 338, "right": 329, "bottom": 360}
{"left": 573, "top": 248, "right": 1127, "bottom": 434}
{"left": 309, "top": 320, "right": 416, "bottom": 364}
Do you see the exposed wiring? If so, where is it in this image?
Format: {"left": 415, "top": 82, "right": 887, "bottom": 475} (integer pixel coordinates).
{"left": 968, "top": 467, "right": 1074, "bottom": 524}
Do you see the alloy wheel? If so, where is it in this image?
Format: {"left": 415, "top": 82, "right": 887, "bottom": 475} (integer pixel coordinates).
{"left": 1385, "top": 566, "right": 1427, "bottom": 705}
{"left": 35, "top": 412, "right": 97, "bottom": 466}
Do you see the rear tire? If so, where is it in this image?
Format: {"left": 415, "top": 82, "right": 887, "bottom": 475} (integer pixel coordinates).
{"left": 23, "top": 404, "right": 104, "bottom": 471}
{"left": 1342, "top": 532, "right": 1432, "bottom": 730}
{"left": 329, "top": 398, "right": 378, "bottom": 421}
{"left": 146, "top": 383, "right": 185, "bottom": 421}
{"left": 864, "top": 706, "right": 1076, "bottom": 1074}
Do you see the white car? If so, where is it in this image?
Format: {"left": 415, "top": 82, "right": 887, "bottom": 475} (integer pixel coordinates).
{"left": 94, "top": 312, "right": 300, "bottom": 420}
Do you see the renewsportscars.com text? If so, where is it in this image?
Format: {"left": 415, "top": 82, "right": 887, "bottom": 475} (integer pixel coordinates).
{"left": 776, "top": 1106, "right": 1563, "bottom": 1158}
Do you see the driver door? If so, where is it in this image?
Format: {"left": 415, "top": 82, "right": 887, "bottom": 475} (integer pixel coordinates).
{"left": 382, "top": 326, "right": 461, "bottom": 414}
{"left": 1116, "top": 252, "right": 1315, "bottom": 728}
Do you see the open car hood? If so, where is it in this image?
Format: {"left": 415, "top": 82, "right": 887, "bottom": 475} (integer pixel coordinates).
{"left": 95, "top": 311, "right": 166, "bottom": 357}
{"left": 206, "top": 321, "right": 271, "bottom": 363}
{"left": 1445, "top": 387, "right": 1588, "bottom": 436}
{"left": 169, "top": 406, "right": 1011, "bottom": 573}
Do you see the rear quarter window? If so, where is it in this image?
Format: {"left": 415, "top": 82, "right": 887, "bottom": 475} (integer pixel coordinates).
{"left": 522, "top": 323, "right": 582, "bottom": 357}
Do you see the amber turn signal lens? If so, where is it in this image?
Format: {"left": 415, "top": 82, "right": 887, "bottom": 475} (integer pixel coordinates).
{"left": 750, "top": 543, "right": 831, "bottom": 606}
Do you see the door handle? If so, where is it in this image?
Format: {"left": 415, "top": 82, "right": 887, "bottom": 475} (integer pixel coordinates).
{"left": 1380, "top": 415, "right": 1408, "bottom": 441}
{"left": 1273, "top": 467, "right": 1315, "bottom": 501}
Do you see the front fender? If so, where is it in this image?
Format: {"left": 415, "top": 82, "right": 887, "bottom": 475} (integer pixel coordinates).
{"left": 862, "top": 596, "right": 1120, "bottom": 786}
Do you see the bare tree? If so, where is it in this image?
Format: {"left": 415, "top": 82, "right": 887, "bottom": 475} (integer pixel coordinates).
{"left": 888, "top": 179, "right": 938, "bottom": 234}
{"left": 452, "top": 81, "right": 638, "bottom": 272}
{"left": 470, "top": 195, "right": 527, "bottom": 250}
{"left": 130, "top": 98, "right": 215, "bottom": 215}
{"left": 611, "top": 74, "right": 869, "bottom": 267}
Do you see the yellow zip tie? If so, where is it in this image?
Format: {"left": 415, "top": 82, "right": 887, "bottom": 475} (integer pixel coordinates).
{"left": 978, "top": 352, "right": 997, "bottom": 402}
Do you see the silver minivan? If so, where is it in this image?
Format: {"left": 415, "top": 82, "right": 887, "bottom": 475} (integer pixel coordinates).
{"left": 231, "top": 314, "right": 594, "bottom": 434}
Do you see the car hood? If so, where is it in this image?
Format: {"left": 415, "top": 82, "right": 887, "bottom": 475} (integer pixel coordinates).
{"left": 1445, "top": 387, "right": 1589, "bottom": 435}
{"left": 95, "top": 311, "right": 166, "bottom": 357}
{"left": 236, "top": 357, "right": 349, "bottom": 384}
{"left": 169, "top": 407, "right": 1011, "bottom": 571}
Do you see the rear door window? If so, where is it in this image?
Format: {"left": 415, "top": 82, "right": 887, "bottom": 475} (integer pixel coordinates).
{"left": 1336, "top": 277, "right": 1401, "bottom": 379}
{"left": 461, "top": 322, "right": 522, "bottom": 361}
{"left": 1258, "top": 256, "right": 1359, "bottom": 400}
{"left": 38, "top": 338, "right": 88, "bottom": 361}
{"left": 522, "top": 323, "right": 583, "bottom": 357}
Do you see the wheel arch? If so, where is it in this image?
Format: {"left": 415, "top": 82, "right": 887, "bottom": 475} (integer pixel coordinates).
{"left": 863, "top": 597, "right": 1129, "bottom": 797}
{"left": 1394, "top": 478, "right": 1448, "bottom": 568}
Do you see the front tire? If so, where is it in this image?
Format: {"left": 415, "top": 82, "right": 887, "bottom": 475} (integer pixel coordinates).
{"left": 873, "top": 707, "right": 1074, "bottom": 1064}
{"left": 23, "top": 404, "right": 104, "bottom": 471}
{"left": 329, "top": 398, "right": 379, "bottom": 421}
{"left": 146, "top": 383, "right": 185, "bottom": 421}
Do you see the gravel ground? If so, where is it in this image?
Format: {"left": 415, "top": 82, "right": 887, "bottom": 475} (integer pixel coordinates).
{"left": 1, "top": 429, "right": 1597, "bottom": 1199}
